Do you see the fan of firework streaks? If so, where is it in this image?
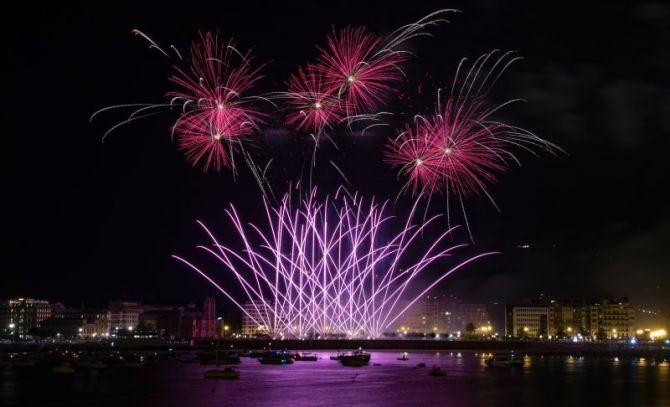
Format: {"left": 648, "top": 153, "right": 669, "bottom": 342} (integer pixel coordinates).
{"left": 173, "top": 187, "right": 495, "bottom": 339}
{"left": 385, "top": 50, "right": 563, "bottom": 229}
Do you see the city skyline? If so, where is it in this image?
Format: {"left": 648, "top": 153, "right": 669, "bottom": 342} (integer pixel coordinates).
{"left": 3, "top": 292, "right": 667, "bottom": 341}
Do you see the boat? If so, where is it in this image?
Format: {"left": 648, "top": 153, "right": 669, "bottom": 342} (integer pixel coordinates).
{"left": 339, "top": 350, "right": 371, "bottom": 367}
{"left": 416, "top": 362, "right": 426, "bottom": 368}
{"left": 397, "top": 352, "right": 409, "bottom": 361}
{"left": 203, "top": 367, "right": 240, "bottom": 380}
{"left": 258, "top": 351, "right": 294, "bottom": 365}
{"left": 292, "top": 352, "right": 318, "bottom": 361}
{"left": 484, "top": 355, "right": 524, "bottom": 368}
{"left": 429, "top": 366, "right": 447, "bottom": 377}
{"left": 52, "top": 362, "right": 76, "bottom": 374}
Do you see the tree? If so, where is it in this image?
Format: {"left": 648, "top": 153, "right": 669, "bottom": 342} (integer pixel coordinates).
{"left": 465, "top": 322, "right": 476, "bottom": 334}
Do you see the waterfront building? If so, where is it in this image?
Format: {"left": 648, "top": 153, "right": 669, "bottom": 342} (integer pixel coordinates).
{"left": 596, "top": 298, "right": 634, "bottom": 339}
{"left": 446, "top": 300, "right": 490, "bottom": 333}
{"left": 505, "top": 297, "right": 634, "bottom": 339}
{"left": 505, "top": 304, "right": 551, "bottom": 338}
{"left": 108, "top": 300, "right": 142, "bottom": 332}
{"left": 393, "top": 295, "right": 491, "bottom": 335}
{"left": 139, "top": 297, "right": 217, "bottom": 339}
{"left": 0, "top": 298, "right": 52, "bottom": 338}
{"left": 198, "top": 296, "right": 217, "bottom": 338}
{"left": 81, "top": 310, "right": 110, "bottom": 339}
{"left": 44, "top": 305, "right": 85, "bottom": 338}
{"left": 44, "top": 306, "right": 110, "bottom": 339}
{"left": 139, "top": 305, "right": 182, "bottom": 338}
{"left": 242, "top": 300, "right": 271, "bottom": 336}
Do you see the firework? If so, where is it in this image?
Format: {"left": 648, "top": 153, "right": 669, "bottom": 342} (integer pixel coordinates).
{"left": 386, "top": 51, "right": 561, "bottom": 216}
{"left": 174, "top": 108, "right": 255, "bottom": 172}
{"left": 384, "top": 123, "right": 445, "bottom": 196}
{"left": 284, "top": 65, "right": 345, "bottom": 133}
{"left": 173, "top": 188, "right": 494, "bottom": 339}
{"left": 168, "top": 32, "right": 267, "bottom": 171}
{"left": 315, "top": 26, "right": 409, "bottom": 116}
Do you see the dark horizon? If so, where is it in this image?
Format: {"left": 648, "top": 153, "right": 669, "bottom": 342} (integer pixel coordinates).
{"left": 5, "top": 1, "right": 669, "bottom": 314}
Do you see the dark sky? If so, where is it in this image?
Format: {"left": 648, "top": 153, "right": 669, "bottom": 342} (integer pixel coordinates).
{"left": 5, "top": 1, "right": 669, "bottom": 315}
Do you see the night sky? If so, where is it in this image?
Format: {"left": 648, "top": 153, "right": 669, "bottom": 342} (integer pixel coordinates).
{"left": 5, "top": 1, "right": 669, "bottom": 316}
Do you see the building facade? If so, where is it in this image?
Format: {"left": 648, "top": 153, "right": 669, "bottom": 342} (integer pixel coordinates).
{"left": 197, "top": 296, "right": 217, "bottom": 338}
{"left": 242, "top": 300, "right": 271, "bottom": 336}
{"left": 393, "top": 295, "right": 491, "bottom": 335}
{"left": 138, "top": 297, "right": 217, "bottom": 339}
{"left": 108, "top": 300, "right": 142, "bottom": 332}
{"left": 505, "top": 305, "right": 551, "bottom": 337}
{"left": 0, "top": 298, "right": 52, "bottom": 338}
{"left": 597, "top": 299, "right": 635, "bottom": 339}
{"left": 505, "top": 298, "right": 634, "bottom": 339}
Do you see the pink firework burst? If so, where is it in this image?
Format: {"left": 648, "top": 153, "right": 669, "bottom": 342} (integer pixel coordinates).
{"left": 423, "top": 98, "right": 509, "bottom": 199}
{"left": 168, "top": 32, "right": 266, "bottom": 171}
{"left": 387, "top": 51, "right": 561, "bottom": 222}
{"left": 284, "top": 65, "right": 344, "bottom": 133}
{"left": 384, "top": 123, "right": 444, "bottom": 196}
{"left": 315, "top": 26, "right": 408, "bottom": 116}
{"left": 175, "top": 108, "right": 255, "bottom": 172}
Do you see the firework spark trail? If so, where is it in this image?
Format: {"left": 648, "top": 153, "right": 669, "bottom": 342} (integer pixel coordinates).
{"left": 173, "top": 188, "right": 495, "bottom": 338}
{"left": 132, "top": 29, "right": 169, "bottom": 57}
{"left": 386, "top": 50, "right": 563, "bottom": 235}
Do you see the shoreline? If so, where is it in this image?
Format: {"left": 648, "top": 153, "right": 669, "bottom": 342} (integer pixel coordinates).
{"left": 1, "top": 339, "right": 668, "bottom": 358}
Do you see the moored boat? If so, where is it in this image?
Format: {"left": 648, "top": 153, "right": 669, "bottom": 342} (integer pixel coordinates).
{"left": 258, "top": 351, "right": 294, "bottom": 365}
{"left": 339, "top": 350, "right": 370, "bottom": 367}
{"left": 484, "top": 355, "right": 524, "bottom": 368}
{"left": 292, "top": 352, "right": 318, "bottom": 361}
